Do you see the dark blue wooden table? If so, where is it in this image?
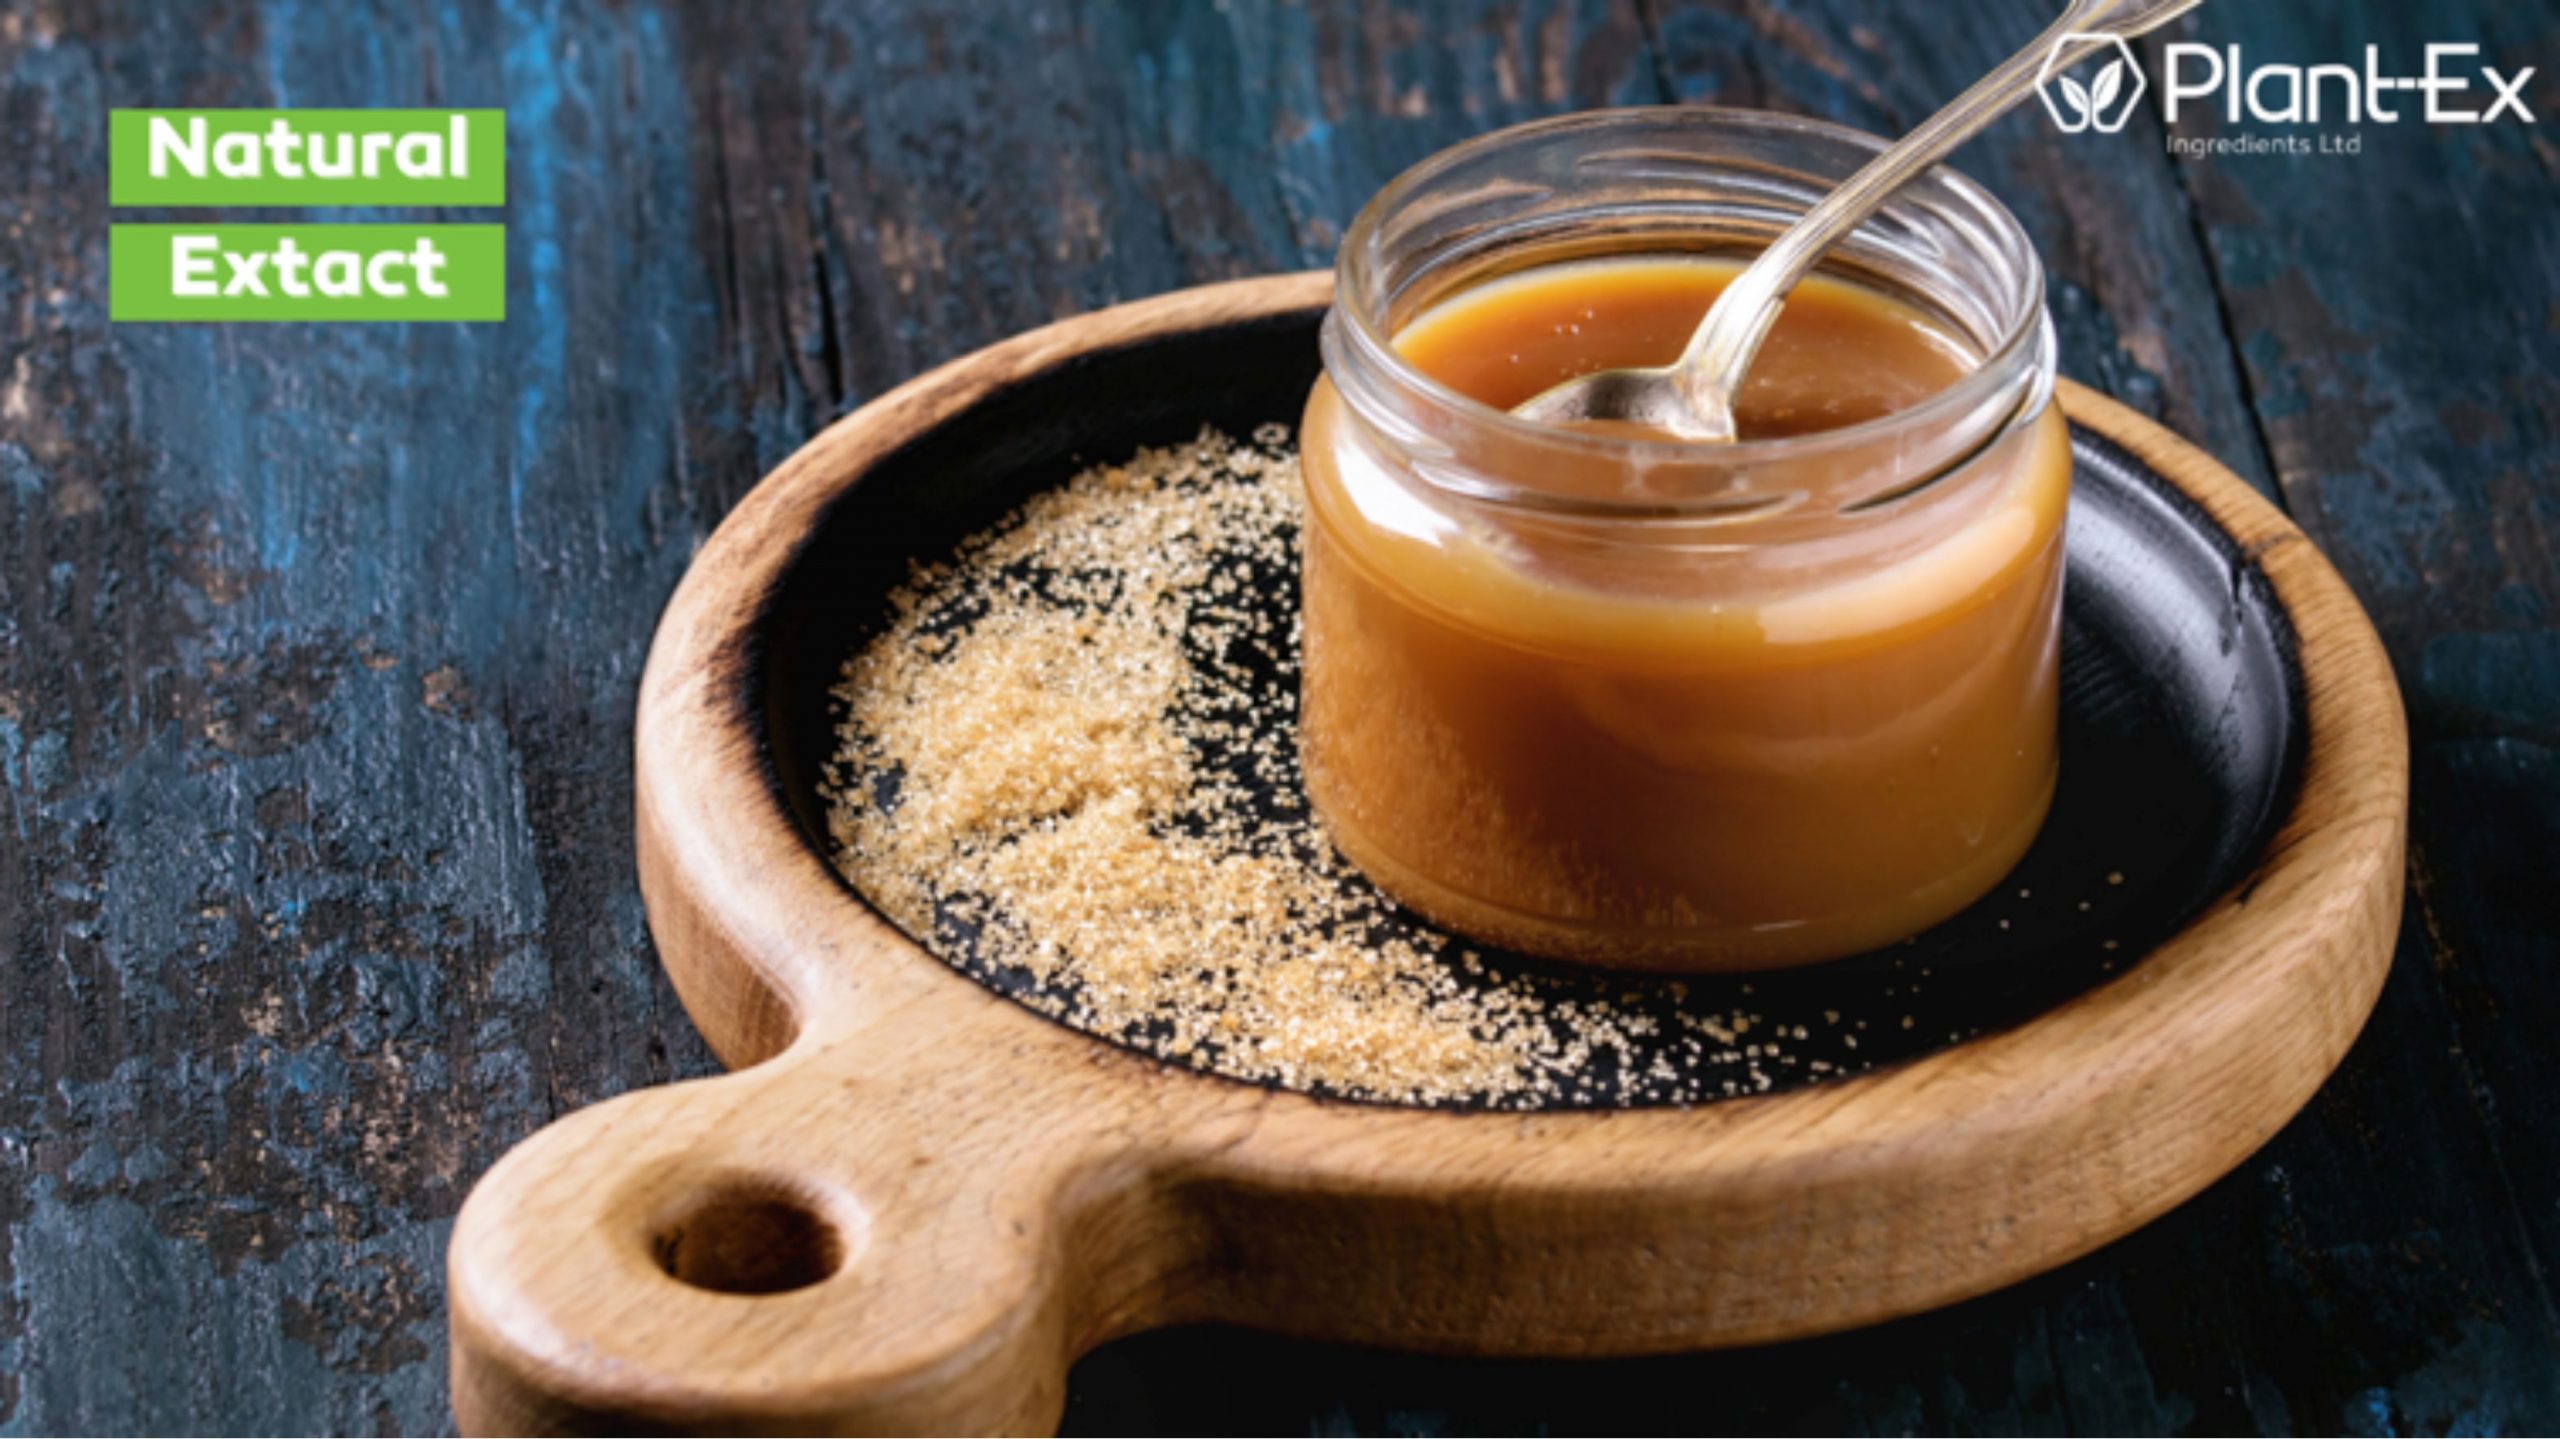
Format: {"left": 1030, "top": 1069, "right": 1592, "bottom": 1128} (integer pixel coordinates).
{"left": 4, "top": 1, "right": 2556, "bottom": 1432}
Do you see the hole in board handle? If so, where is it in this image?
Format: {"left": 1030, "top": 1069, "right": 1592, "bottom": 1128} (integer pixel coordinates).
{"left": 652, "top": 1180, "right": 847, "bottom": 1295}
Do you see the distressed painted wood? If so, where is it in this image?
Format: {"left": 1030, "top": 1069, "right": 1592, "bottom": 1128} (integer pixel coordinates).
{"left": 0, "top": 0, "right": 2554, "bottom": 1433}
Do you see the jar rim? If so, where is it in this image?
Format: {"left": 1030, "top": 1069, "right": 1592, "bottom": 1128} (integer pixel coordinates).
{"left": 1326, "top": 106, "right": 2051, "bottom": 505}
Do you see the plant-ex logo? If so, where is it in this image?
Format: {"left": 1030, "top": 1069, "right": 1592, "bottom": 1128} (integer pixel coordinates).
{"left": 2034, "top": 41, "right": 2541, "bottom": 150}
{"left": 2037, "top": 34, "right": 2147, "bottom": 134}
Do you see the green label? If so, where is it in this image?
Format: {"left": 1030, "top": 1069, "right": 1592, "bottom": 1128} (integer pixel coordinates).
{"left": 109, "top": 224, "right": 506, "bottom": 321}
{"left": 110, "top": 109, "right": 505, "bottom": 206}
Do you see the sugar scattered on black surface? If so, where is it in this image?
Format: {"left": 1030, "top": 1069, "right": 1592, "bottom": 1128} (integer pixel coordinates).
{"left": 819, "top": 426, "right": 2170, "bottom": 1111}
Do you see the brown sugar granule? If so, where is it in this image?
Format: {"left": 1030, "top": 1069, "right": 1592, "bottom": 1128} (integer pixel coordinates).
{"left": 820, "top": 427, "right": 1780, "bottom": 1107}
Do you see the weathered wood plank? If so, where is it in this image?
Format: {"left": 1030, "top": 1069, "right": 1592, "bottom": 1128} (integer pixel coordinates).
{"left": 0, "top": 2, "right": 731, "bottom": 1431}
{"left": 2161, "top": 8, "right": 2560, "bottom": 1436}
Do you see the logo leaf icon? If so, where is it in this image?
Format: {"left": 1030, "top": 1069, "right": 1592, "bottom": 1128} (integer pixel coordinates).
{"left": 2060, "top": 74, "right": 2093, "bottom": 125}
{"left": 2090, "top": 57, "right": 2126, "bottom": 117}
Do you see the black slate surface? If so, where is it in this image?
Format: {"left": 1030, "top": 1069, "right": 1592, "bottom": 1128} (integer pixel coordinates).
{"left": 2, "top": 0, "right": 2556, "bottom": 1433}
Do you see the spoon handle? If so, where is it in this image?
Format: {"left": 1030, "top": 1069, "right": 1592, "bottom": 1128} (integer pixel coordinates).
{"left": 1674, "top": 0, "right": 2204, "bottom": 433}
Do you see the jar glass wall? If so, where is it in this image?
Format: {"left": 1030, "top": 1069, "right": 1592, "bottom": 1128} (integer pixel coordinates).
{"left": 1300, "top": 108, "right": 2069, "bottom": 971}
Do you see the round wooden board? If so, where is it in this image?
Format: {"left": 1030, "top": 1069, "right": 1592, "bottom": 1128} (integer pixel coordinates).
{"left": 447, "top": 272, "right": 2407, "bottom": 1435}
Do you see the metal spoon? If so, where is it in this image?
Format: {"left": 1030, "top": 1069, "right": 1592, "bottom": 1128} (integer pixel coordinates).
{"left": 1512, "top": 0, "right": 2203, "bottom": 442}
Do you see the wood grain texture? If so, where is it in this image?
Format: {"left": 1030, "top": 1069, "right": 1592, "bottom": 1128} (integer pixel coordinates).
{"left": 441, "top": 277, "right": 2404, "bottom": 1434}
{"left": 0, "top": 0, "right": 2552, "bottom": 1433}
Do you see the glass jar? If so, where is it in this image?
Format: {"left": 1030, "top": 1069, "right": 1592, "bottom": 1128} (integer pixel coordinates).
{"left": 1299, "top": 108, "right": 2069, "bottom": 972}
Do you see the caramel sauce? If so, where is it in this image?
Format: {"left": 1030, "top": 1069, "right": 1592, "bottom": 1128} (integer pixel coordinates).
{"left": 1299, "top": 258, "right": 2072, "bottom": 970}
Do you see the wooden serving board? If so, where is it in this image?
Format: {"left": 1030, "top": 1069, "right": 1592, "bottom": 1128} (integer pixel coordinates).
{"left": 446, "top": 272, "right": 2407, "bottom": 1435}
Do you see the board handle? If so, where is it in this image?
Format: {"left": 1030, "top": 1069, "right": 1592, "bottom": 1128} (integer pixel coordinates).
{"left": 446, "top": 1030, "right": 1111, "bottom": 1434}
